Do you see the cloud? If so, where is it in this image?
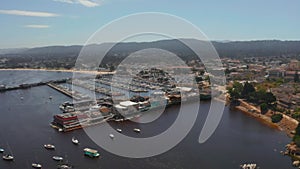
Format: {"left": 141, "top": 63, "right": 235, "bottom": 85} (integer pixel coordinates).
{"left": 53, "top": 0, "right": 74, "bottom": 3}
{"left": 77, "top": 0, "right": 100, "bottom": 7}
{"left": 0, "top": 10, "right": 59, "bottom": 17}
{"left": 53, "top": 0, "right": 101, "bottom": 7}
{"left": 24, "top": 25, "right": 50, "bottom": 29}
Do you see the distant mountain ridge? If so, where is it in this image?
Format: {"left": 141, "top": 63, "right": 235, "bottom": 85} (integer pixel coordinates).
{"left": 0, "top": 48, "right": 28, "bottom": 55}
{"left": 2, "top": 39, "right": 300, "bottom": 58}
{"left": 0, "top": 39, "right": 300, "bottom": 69}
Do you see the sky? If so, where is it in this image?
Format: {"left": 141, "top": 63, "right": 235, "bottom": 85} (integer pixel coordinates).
{"left": 0, "top": 0, "right": 300, "bottom": 48}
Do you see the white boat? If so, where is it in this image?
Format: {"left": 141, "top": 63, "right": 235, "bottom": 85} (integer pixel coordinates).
{"left": 57, "top": 164, "right": 72, "bottom": 169}
{"left": 240, "top": 163, "right": 257, "bottom": 169}
{"left": 2, "top": 154, "right": 14, "bottom": 161}
{"left": 116, "top": 128, "right": 122, "bottom": 133}
{"left": 44, "top": 144, "right": 55, "bottom": 149}
{"left": 0, "top": 148, "right": 4, "bottom": 153}
{"left": 32, "top": 163, "right": 42, "bottom": 168}
{"left": 52, "top": 156, "right": 63, "bottom": 161}
{"left": 133, "top": 128, "right": 141, "bottom": 133}
{"left": 109, "top": 134, "right": 114, "bottom": 139}
{"left": 72, "top": 137, "right": 79, "bottom": 145}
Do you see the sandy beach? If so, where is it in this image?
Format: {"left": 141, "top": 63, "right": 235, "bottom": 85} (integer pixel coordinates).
{"left": 235, "top": 99, "right": 298, "bottom": 137}
{"left": 0, "top": 68, "right": 115, "bottom": 75}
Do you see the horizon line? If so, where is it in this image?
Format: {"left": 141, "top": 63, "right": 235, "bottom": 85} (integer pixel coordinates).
{"left": 1, "top": 38, "right": 300, "bottom": 49}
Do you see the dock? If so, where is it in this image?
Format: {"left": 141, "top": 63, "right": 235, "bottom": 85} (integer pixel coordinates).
{"left": 47, "top": 83, "right": 87, "bottom": 100}
{"left": 0, "top": 79, "right": 68, "bottom": 92}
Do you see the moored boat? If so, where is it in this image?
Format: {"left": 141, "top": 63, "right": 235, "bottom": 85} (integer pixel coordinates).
{"left": 44, "top": 144, "right": 55, "bottom": 150}
{"left": 0, "top": 148, "right": 4, "bottom": 153}
{"left": 52, "top": 156, "right": 63, "bottom": 161}
{"left": 32, "top": 163, "right": 42, "bottom": 168}
{"left": 240, "top": 163, "right": 257, "bottom": 169}
{"left": 57, "top": 164, "right": 72, "bottom": 169}
{"left": 71, "top": 137, "right": 79, "bottom": 145}
{"left": 84, "top": 148, "right": 100, "bottom": 158}
{"left": 133, "top": 128, "right": 141, "bottom": 133}
{"left": 116, "top": 128, "right": 122, "bottom": 133}
{"left": 2, "top": 154, "right": 14, "bottom": 161}
{"left": 109, "top": 134, "right": 114, "bottom": 139}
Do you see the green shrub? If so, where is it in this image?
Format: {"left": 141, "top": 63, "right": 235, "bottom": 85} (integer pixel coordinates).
{"left": 292, "top": 112, "right": 300, "bottom": 119}
{"left": 260, "top": 103, "right": 268, "bottom": 114}
{"left": 271, "top": 114, "right": 283, "bottom": 123}
{"left": 293, "top": 135, "right": 300, "bottom": 147}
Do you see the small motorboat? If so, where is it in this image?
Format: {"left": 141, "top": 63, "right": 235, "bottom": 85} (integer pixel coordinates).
{"left": 133, "top": 128, "right": 141, "bottom": 133}
{"left": 240, "top": 163, "right": 257, "bottom": 169}
{"left": 32, "top": 163, "right": 42, "bottom": 168}
{"left": 116, "top": 128, "right": 122, "bottom": 133}
{"left": 44, "top": 144, "right": 55, "bottom": 150}
{"left": 71, "top": 137, "right": 79, "bottom": 145}
{"left": 84, "top": 148, "right": 100, "bottom": 158}
{"left": 2, "top": 154, "right": 14, "bottom": 161}
{"left": 0, "top": 148, "right": 4, "bottom": 153}
{"left": 109, "top": 134, "right": 114, "bottom": 139}
{"left": 57, "top": 164, "right": 72, "bottom": 169}
{"left": 52, "top": 156, "right": 63, "bottom": 161}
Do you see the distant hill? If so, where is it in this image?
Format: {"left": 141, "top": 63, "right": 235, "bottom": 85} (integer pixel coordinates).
{"left": 0, "top": 39, "right": 300, "bottom": 69}
{"left": 0, "top": 48, "right": 28, "bottom": 55}
{"left": 212, "top": 40, "right": 300, "bottom": 58}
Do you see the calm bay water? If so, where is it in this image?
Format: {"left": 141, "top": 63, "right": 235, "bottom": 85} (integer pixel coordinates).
{"left": 0, "top": 70, "right": 293, "bottom": 169}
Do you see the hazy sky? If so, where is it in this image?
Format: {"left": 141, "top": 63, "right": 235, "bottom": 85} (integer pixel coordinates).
{"left": 0, "top": 0, "right": 299, "bottom": 48}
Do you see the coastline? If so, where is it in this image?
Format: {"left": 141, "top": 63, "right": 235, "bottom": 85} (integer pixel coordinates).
{"left": 234, "top": 99, "right": 298, "bottom": 137}
{"left": 0, "top": 68, "right": 114, "bottom": 75}
{"left": 2, "top": 68, "right": 297, "bottom": 136}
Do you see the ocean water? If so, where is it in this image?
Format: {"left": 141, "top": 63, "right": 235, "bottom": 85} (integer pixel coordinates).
{"left": 0, "top": 70, "right": 293, "bottom": 169}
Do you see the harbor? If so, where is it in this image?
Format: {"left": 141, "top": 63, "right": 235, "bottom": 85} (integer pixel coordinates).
{"left": 0, "top": 70, "right": 293, "bottom": 169}
{"left": 46, "top": 70, "right": 216, "bottom": 132}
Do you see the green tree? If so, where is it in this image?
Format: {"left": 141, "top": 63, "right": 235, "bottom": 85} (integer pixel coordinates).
{"left": 109, "top": 65, "right": 115, "bottom": 71}
{"left": 227, "top": 81, "right": 243, "bottom": 100}
{"left": 292, "top": 112, "right": 300, "bottom": 120}
{"left": 271, "top": 114, "right": 283, "bottom": 123}
{"left": 260, "top": 103, "right": 268, "bottom": 114}
{"left": 263, "top": 92, "right": 276, "bottom": 105}
{"left": 225, "top": 68, "right": 230, "bottom": 75}
{"left": 293, "top": 135, "right": 300, "bottom": 147}
{"left": 241, "top": 81, "right": 256, "bottom": 99}
{"left": 294, "top": 71, "right": 299, "bottom": 83}
{"left": 295, "top": 123, "right": 300, "bottom": 136}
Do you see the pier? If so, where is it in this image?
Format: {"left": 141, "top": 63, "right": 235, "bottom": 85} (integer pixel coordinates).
{"left": 47, "top": 83, "right": 87, "bottom": 100}
{"left": 0, "top": 79, "right": 68, "bottom": 92}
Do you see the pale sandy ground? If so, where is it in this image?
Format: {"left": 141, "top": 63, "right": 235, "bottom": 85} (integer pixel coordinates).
{"left": 0, "top": 68, "right": 115, "bottom": 75}
{"left": 236, "top": 99, "right": 298, "bottom": 137}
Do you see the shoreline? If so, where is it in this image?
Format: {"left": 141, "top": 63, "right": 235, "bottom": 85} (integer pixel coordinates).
{"left": 234, "top": 99, "right": 298, "bottom": 138}
{"left": 2, "top": 68, "right": 297, "bottom": 136}
{"left": 0, "top": 68, "right": 114, "bottom": 75}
